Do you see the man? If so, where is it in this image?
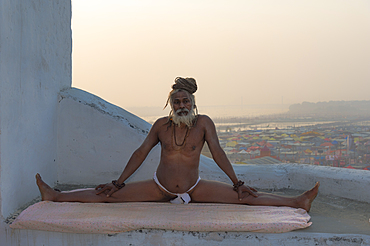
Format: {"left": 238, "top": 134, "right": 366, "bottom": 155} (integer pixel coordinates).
{"left": 36, "top": 77, "right": 319, "bottom": 211}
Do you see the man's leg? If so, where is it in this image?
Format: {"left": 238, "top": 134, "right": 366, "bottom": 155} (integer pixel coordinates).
{"left": 36, "top": 174, "right": 174, "bottom": 203}
{"left": 189, "top": 180, "right": 319, "bottom": 212}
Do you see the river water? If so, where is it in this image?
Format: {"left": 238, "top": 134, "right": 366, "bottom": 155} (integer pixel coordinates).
{"left": 215, "top": 121, "right": 337, "bottom": 132}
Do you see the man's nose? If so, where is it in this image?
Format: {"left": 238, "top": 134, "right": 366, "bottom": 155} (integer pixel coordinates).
{"left": 179, "top": 102, "right": 185, "bottom": 108}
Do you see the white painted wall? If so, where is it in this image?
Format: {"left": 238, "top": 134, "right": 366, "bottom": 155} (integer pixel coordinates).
{"left": 57, "top": 88, "right": 160, "bottom": 185}
{"left": 0, "top": 0, "right": 72, "bottom": 218}
{"left": 202, "top": 162, "right": 370, "bottom": 203}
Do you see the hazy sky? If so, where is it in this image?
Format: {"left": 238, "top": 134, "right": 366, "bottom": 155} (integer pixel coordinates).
{"left": 72, "top": 0, "right": 370, "bottom": 114}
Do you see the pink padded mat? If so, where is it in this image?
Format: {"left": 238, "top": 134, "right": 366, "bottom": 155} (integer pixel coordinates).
{"left": 10, "top": 201, "right": 311, "bottom": 234}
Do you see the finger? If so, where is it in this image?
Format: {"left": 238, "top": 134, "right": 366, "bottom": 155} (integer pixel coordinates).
{"left": 239, "top": 191, "right": 249, "bottom": 201}
{"left": 250, "top": 187, "right": 258, "bottom": 192}
{"left": 95, "top": 184, "right": 105, "bottom": 190}
{"left": 238, "top": 189, "right": 244, "bottom": 201}
{"left": 106, "top": 188, "right": 116, "bottom": 197}
{"left": 249, "top": 189, "right": 258, "bottom": 197}
{"left": 243, "top": 187, "right": 258, "bottom": 197}
{"left": 96, "top": 186, "right": 109, "bottom": 195}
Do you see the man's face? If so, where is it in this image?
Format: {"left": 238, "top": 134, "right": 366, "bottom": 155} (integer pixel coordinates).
{"left": 172, "top": 91, "right": 193, "bottom": 116}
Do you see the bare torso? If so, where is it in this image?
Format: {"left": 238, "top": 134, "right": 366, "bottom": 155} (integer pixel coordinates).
{"left": 155, "top": 116, "right": 207, "bottom": 193}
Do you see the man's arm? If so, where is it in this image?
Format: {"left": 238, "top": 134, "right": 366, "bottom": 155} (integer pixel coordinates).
{"left": 203, "top": 115, "right": 238, "bottom": 183}
{"left": 115, "top": 119, "right": 162, "bottom": 183}
{"left": 203, "top": 115, "right": 257, "bottom": 199}
{"left": 96, "top": 118, "right": 162, "bottom": 196}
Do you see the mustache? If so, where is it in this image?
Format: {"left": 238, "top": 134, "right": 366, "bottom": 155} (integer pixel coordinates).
{"left": 176, "top": 108, "right": 189, "bottom": 114}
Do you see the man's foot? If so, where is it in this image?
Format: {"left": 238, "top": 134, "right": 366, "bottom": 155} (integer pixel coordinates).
{"left": 297, "top": 182, "right": 320, "bottom": 212}
{"left": 35, "top": 173, "right": 57, "bottom": 201}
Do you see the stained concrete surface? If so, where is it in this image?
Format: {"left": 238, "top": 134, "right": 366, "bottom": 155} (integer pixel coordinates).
{"left": 261, "top": 188, "right": 370, "bottom": 235}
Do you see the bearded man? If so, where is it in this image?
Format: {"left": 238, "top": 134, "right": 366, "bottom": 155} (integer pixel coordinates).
{"left": 36, "top": 77, "right": 319, "bottom": 211}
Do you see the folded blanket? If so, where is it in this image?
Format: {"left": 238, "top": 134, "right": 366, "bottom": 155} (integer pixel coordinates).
{"left": 10, "top": 201, "right": 311, "bottom": 234}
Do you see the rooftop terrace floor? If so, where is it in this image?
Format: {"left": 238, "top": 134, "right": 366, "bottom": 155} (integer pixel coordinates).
{"left": 261, "top": 188, "right": 370, "bottom": 235}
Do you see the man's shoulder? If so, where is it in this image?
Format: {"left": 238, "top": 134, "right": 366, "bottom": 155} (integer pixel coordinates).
{"left": 156, "top": 116, "right": 169, "bottom": 122}
{"left": 152, "top": 116, "right": 169, "bottom": 125}
{"left": 197, "top": 114, "right": 212, "bottom": 120}
{"left": 196, "top": 114, "right": 214, "bottom": 125}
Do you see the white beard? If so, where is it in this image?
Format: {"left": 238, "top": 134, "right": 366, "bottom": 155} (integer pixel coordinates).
{"left": 171, "top": 108, "right": 196, "bottom": 128}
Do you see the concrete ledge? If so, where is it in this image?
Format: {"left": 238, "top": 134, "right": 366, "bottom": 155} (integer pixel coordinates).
{"left": 200, "top": 159, "right": 370, "bottom": 203}
{"left": 285, "top": 164, "right": 370, "bottom": 203}
{"left": 59, "top": 88, "right": 151, "bottom": 135}
{"left": 2, "top": 223, "right": 369, "bottom": 246}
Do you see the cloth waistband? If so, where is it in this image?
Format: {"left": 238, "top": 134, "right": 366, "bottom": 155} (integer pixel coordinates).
{"left": 153, "top": 172, "right": 201, "bottom": 204}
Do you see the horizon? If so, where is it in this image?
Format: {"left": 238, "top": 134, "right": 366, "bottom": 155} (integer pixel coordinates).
{"left": 127, "top": 103, "right": 289, "bottom": 121}
{"left": 124, "top": 98, "right": 370, "bottom": 120}
{"left": 71, "top": 0, "right": 370, "bottom": 116}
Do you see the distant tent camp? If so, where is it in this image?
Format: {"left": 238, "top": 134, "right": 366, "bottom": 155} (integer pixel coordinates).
{"left": 301, "top": 131, "right": 321, "bottom": 136}
{"left": 304, "top": 149, "right": 313, "bottom": 154}
{"left": 320, "top": 142, "right": 334, "bottom": 147}
{"left": 256, "top": 141, "right": 267, "bottom": 146}
{"left": 265, "top": 142, "right": 274, "bottom": 148}
{"left": 248, "top": 146, "right": 260, "bottom": 151}
{"left": 226, "top": 141, "right": 238, "bottom": 147}
{"left": 238, "top": 149, "right": 249, "bottom": 154}
{"left": 242, "top": 156, "right": 282, "bottom": 165}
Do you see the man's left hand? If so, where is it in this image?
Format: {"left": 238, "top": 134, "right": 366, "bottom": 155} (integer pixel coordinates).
{"left": 237, "top": 185, "right": 258, "bottom": 200}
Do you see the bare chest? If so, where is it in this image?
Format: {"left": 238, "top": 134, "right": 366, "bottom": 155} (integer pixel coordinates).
{"left": 159, "top": 125, "right": 205, "bottom": 153}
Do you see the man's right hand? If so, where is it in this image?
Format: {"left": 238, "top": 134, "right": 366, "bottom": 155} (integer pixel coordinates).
{"left": 237, "top": 185, "right": 258, "bottom": 201}
{"left": 95, "top": 183, "right": 118, "bottom": 197}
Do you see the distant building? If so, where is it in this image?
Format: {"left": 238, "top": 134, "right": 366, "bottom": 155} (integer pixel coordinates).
{"left": 260, "top": 145, "right": 271, "bottom": 157}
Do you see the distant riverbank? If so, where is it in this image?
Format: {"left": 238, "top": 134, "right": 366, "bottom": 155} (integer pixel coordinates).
{"left": 215, "top": 120, "right": 337, "bottom": 132}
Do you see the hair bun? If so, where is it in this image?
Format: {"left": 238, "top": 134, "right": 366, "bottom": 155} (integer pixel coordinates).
{"left": 172, "top": 77, "right": 197, "bottom": 94}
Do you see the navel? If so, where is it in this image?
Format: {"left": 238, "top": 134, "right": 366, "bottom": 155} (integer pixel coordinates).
{"left": 192, "top": 146, "right": 196, "bottom": 150}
